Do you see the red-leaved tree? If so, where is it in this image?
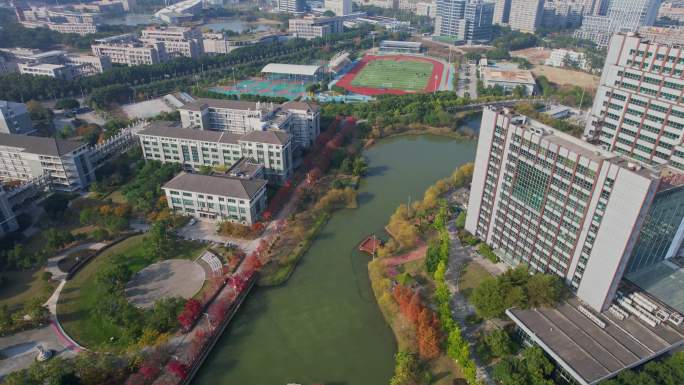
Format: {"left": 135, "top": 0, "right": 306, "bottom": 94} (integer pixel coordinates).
{"left": 167, "top": 360, "right": 189, "bottom": 379}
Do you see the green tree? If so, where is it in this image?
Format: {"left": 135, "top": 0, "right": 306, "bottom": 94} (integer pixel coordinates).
{"left": 484, "top": 329, "right": 515, "bottom": 358}
{"left": 55, "top": 98, "right": 79, "bottom": 110}
{"left": 526, "top": 273, "right": 564, "bottom": 307}
{"left": 148, "top": 219, "right": 174, "bottom": 259}
{"left": 390, "top": 351, "right": 427, "bottom": 385}
{"left": 0, "top": 304, "right": 14, "bottom": 330}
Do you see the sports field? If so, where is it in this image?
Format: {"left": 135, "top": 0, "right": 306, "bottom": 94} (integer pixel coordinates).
{"left": 350, "top": 59, "right": 434, "bottom": 91}
{"left": 336, "top": 54, "right": 448, "bottom": 96}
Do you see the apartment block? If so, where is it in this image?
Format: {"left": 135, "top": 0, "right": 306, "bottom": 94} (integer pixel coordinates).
{"left": 3, "top": 48, "right": 111, "bottom": 78}
{"left": 0, "top": 134, "right": 94, "bottom": 191}
{"left": 138, "top": 122, "right": 293, "bottom": 183}
{"left": 288, "top": 16, "right": 344, "bottom": 39}
{"left": 92, "top": 34, "right": 167, "bottom": 66}
{"left": 163, "top": 172, "right": 267, "bottom": 224}
{"left": 178, "top": 98, "right": 320, "bottom": 149}
{"left": 584, "top": 33, "right": 684, "bottom": 170}
{"left": 466, "top": 107, "right": 671, "bottom": 312}
{"left": 492, "top": 0, "right": 511, "bottom": 25}
{"left": 278, "top": 0, "right": 307, "bottom": 14}
{"left": 435, "top": 0, "right": 466, "bottom": 38}
{"left": 574, "top": 0, "right": 661, "bottom": 47}
{"left": 0, "top": 101, "right": 33, "bottom": 135}
{"left": 326, "top": 0, "right": 352, "bottom": 15}
{"left": 464, "top": 1, "right": 494, "bottom": 44}
{"left": 140, "top": 26, "right": 203, "bottom": 59}
{"left": 508, "top": 0, "right": 544, "bottom": 33}
{"left": 416, "top": 2, "right": 437, "bottom": 18}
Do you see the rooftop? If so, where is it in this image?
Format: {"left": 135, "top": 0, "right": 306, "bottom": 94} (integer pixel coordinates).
{"left": 138, "top": 121, "right": 241, "bottom": 144}
{"left": 261, "top": 63, "right": 322, "bottom": 76}
{"left": 507, "top": 297, "right": 684, "bottom": 385}
{"left": 0, "top": 133, "right": 84, "bottom": 156}
{"left": 179, "top": 98, "right": 272, "bottom": 113}
{"left": 483, "top": 67, "right": 536, "bottom": 85}
{"left": 380, "top": 40, "right": 422, "bottom": 48}
{"left": 226, "top": 158, "right": 263, "bottom": 180}
{"left": 281, "top": 100, "right": 320, "bottom": 113}
{"left": 163, "top": 172, "right": 266, "bottom": 200}
{"left": 241, "top": 130, "right": 290, "bottom": 145}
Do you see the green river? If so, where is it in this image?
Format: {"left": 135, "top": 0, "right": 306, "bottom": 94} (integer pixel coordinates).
{"left": 193, "top": 132, "right": 478, "bottom": 385}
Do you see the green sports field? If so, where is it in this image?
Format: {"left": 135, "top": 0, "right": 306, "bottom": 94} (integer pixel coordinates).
{"left": 350, "top": 59, "right": 434, "bottom": 91}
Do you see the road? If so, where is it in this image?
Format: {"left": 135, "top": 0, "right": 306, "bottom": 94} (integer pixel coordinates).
{"left": 456, "top": 62, "right": 478, "bottom": 99}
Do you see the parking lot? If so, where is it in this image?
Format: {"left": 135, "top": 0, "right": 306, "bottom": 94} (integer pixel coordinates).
{"left": 456, "top": 62, "right": 478, "bottom": 98}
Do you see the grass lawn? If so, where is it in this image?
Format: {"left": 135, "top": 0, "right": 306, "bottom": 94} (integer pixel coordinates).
{"left": 0, "top": 269, "right": 56, "bottom": 309}
{"left": 57, "top": 234, "right": 206, "bottom": 348}
{"left": 351, "top": 59, "right": 434, "bottom": 91}
{"left": 458, "top": 261, "right": 492, "bottom": 300}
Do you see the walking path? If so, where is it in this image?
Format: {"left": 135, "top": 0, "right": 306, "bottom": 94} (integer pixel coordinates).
{"left": 444, "top": 218, "right": 494, "bottom": 385}
{"left": 383, "top": 242, "right": 427, "bottom": 266}
{"left": 45, "top": 242, "right": 107, "bottom": 280}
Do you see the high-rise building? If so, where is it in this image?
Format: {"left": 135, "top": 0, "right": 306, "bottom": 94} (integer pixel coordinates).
{"left": 466, "top": 106, "right": 684, "bottom": 312}
{"left": 574, "top": 0, "right": 662, "bottom": 47}
{"left": 435, "top": 0, "right": 493, "bottom": 43}
{"left": 508, "top": 0, "right": 544, "bottom": 33}
{"left": 0, "top": 101, "right": 34, "bottom": 135}
{"left": 435, "top": 0, "right": 466, "bottom": 38}
{"left": 464, "top": 1, "right": 494, "bottom": 44}
{"left": 492, "top": 0, "right": 511, "bottom": 25}
{"left": 278, "top": 0, "right": 306, "bottom": 14}
{"left": 584, "top": 32, "right": 684, "bottom": 170}
{"left": 325, "top": 0, "right": 352, "bottom": 15}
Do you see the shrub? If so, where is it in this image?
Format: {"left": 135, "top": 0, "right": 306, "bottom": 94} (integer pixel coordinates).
{"left": 477, "top": 243, "right": 499, "bottom": 263}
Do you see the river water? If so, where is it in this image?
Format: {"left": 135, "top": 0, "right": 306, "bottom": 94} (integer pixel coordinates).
{"left": 192, "top": 132, "right": 478, "bottom": 385}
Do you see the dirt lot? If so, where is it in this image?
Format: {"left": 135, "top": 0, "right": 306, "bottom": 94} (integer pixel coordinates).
{"left": 511, "top": 47, "right": 551, "bottom": 64}
{"left": 532, "top": 65, "right": 600, "bottom": 90}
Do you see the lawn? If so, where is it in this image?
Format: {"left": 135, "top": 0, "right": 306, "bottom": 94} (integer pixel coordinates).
{"left": 57, "top": 234, "right": 206, "bottom": 348}
{"left": 458, "top": 261, "right": 493, "bottom": 300}
{"left": 0, "top": 269, "right": 56, "bottom": 309}
{"left": 351, "top": 59, "right": 434, "bottom": 91}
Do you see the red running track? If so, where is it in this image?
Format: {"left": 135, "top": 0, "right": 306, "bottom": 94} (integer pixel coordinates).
{"left": 336, "top": 55, "right": 446, "bottom": 96}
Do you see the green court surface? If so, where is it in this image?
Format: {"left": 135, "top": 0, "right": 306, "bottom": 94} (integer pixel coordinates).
{"left": 350, "top": 59, "right": 434, "bottom": 91}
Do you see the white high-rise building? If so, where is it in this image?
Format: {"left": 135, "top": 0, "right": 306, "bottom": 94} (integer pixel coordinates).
{"left": 508, "top": 0, "right": 545, "bottom": 33}
{"left": 585, "top": 32, "right": 684, "bottom": 170}
{"left": 278, "top": 0, "right": 306, "bottom": 14}
{"left": 575, "top": 0, "right": 662, "bottom": 47}
{"left": 435, "top": 0, "right": 466, "bottom": 37}
{"left": 492, "top": 0, "right": 511, "bottom": 25}
{"left": 467, "top": 106, "right": 684, "bottom": 312}
{"left": 325, "top": 0, "right": 352, "bottom": 15}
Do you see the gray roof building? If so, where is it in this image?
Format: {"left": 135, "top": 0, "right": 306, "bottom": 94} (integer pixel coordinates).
{"left": 241, "top": 130, "right": 291, "bottom": 145}
{"left": 0, "top": 133, "right": 85, "bottom": 156}
{"left": 163, "top": 172, "right": 267, "bottom": 200}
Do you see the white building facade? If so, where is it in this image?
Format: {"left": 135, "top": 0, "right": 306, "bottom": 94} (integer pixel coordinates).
{"left": 585, "top": 33, "right": 684, "bottom": 171}
{"left": 163, "top": 172, "right": 267, "bottom": 225}
{"left": 467, "top": 107, "right": 668, "bottom": 312}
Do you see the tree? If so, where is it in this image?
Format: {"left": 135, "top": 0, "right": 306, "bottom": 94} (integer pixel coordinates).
{"left": 166, "top": 360, "right": 189, "bottom": 379}
{"left": 484, "top": 329, "right": 515, "bottom": 358}
{"left": 526, "top": 273, "right": 564, "bottom": 307}
{"left": 148, "top": 219, "right": 174, "bottom": 259}
{"left": 417, "top": 309, "right": 440, "bottom": 360}
{"left": 42, "top": 193, "right": 72, "bottom": 221}
{"left": 390, "top": 351, "right": 426, "bottom": 385}
{"left": 55, "top": 98, "right": 79, "bottom": 110}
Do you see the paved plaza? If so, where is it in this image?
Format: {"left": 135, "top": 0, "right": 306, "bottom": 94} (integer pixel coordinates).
{"left": 124, "top": 259, "right": 205, "bottom": 309}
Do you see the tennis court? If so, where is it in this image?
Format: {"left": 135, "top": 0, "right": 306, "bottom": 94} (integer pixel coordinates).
{"left": 209, "top": 78, "right": 307, "bottom": 100}
{"left": 350, "top": 59, "right": 433, "bottom": 91}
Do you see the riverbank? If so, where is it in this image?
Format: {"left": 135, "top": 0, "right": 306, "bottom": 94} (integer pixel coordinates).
{"left": 367, "top": 163, "right": 479, "bottom": 384}
{"left": 192, "top": 134, "right": 477, "bottom": 385}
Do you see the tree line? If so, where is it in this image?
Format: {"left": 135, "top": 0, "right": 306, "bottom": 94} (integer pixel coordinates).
{"left": 0, "top": 25, "right": 385, "bottom": 103}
